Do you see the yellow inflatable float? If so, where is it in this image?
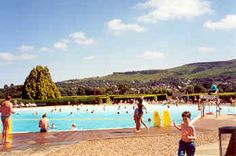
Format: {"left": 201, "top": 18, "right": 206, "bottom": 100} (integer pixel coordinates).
{"left": 7, "top": 117, "right": 13, "bottom": 143}
{"left": 163, "top": 110, "right": 171, "bottom": 127}
{"left": 153, "top": 110, "right": 161, "bottom": 127}
{"left": 9, "top": 117, "right": 13, "bottom": 133}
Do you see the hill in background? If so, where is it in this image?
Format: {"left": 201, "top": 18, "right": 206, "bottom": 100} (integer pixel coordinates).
{"left": 57, "top": 59, "right": 236, "bottom": 96}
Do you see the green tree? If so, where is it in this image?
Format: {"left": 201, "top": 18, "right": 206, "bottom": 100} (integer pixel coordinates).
{"left": 59, "top": 86, "right": 77, "bottom": 96}
{"left": 94, "top": 87, "right": 106, "bottom": 95}
{"left": 194, "top": 84, "right": 207, "bottom": 93}
{"left": 22, "top": 65, "right": 61, "bottom": 99}
{"left": 0, "top": 89, "right": 4, "bottom": 98}
{"left": 3, "top": 84, "right": 9, "bottom": 96}
{"left": 185, "top": 85, "right": 194, "bottom": 94}
{"left": 105, "top": 86, "right": 118, "bottom": 95}
{"left": 117, "top": 84, "right": 131, "bottom": 94}
{"left": 85, "top": 87, "right": 94, "bottom": 95}
{"left": 77, "top": 86, "right": 86, "bottom": 95}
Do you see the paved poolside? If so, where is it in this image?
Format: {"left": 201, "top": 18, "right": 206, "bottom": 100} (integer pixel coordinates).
{"left": 194, "top": 114, "right": 236, "bottom": 156}
{"left": 0, "top": 127, "right": 180, "bottom": 152}
{"left": 0, "top": 114, "right": 235, "bottom": 155}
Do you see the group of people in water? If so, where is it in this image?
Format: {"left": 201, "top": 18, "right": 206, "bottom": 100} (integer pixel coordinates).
{"left": 39, "top": 113, "right": 77, "bottom": 132}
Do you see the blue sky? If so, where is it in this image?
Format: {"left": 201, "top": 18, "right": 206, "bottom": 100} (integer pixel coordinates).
{"left": 0, "top": 0, "right": 236, "bottom": 87}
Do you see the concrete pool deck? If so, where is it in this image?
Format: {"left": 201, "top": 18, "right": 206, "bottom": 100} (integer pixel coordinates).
{"left": 0, "top": 114, "right": 235, "bottom": 155}
{"left": 194, "top": 114, "right": 236, "bottom": 156}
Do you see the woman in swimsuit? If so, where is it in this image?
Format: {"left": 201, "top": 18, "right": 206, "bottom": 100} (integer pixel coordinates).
{"left": 133, "top": 98, "right": 149, "bottom": 132}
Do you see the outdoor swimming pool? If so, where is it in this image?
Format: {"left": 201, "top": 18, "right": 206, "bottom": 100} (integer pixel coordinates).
{"left": 2, "top": 104, "right": 236, "bottom": 133}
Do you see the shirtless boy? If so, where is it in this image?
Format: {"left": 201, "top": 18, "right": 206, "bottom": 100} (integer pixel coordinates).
{"left": 39, "top": 114, "right": 49, "bottom": 132}
{"left": 0, "top": 96, "right": 15, "bottom": 144}
{"left": 173, "top": 111, "right": 196, "bottom": 156}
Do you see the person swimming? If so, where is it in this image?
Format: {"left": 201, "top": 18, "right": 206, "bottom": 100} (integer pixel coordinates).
{"left": 51, "top": 123, "right": 56, "bottom": 129}
{"left": 71, "top": 123, "right": 77, "bottom": 130}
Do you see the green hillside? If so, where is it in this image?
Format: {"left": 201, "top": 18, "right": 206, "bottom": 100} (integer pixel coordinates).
{"left": 56, "top": 59, "right": 236, "bottom": 96}
{"left": 168, "top": 59, "right": 236, "bottom": 79}
{"left": 87, "top": 59, "right": 236, "bottom": 81}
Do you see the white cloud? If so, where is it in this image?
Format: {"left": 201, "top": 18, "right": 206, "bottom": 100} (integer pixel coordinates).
{"left": 17, "top": 53, "right": 36, "bottom": 60}
{"left": 17, "top": 45, "right": 34, "bottom": 52}
{"left": 40, "top": 47, "right": 53, "bottom": 52}
{"left": 0, "top": 52, "right": 35, "bottom": 63}
{"left": 139, "top": 51, "right": 166, "bottom": 60}
{"left": 137, "top": 0, "right": 213, "bottom": 23}
{"left": 62, "top": 39, "right": 70, "bottom": 43}
{"left": 54, "top": 41, "right": 68, "bottom": 50}
{"left": 204, "top": 15, "right": 236, "bottom": 30}
{"left": 70, "top": 32, "right": 94, "bottom": 45}
{"left": 0, "top": 53, "right": 14, "bottom": 63}
{"left": 106, "top": 19, "right": 145, "bottom": 33}
{"left": 83, "top": 56, "right": 96, "bottom": 60}
{"left": 198, "top": 46, "right": 215, "bottom": 53}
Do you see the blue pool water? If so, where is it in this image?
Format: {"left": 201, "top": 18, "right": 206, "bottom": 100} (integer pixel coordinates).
{"left": 2, "top": 104, "right": 236, "bottom": 133}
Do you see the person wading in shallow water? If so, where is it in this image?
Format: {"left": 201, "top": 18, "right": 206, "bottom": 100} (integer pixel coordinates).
{"left": 39, "top": 114, "right": 49, "bottom": 132}
{"left": 0, "top": 95, "right": 15, "bottom": 144}
{"left": 133, "top": 98, "right": 149, "bottom": 132}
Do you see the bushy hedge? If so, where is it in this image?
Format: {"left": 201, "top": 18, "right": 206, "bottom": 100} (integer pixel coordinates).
{"left": 186, "top": 92, "right": 236, "bottom": 102}
{"left": 41, "top": 96, "right": 111, "bottom": 106}
{"left": 10, "top": 94, "right": 167, "bottom": 106}
{"left": 14, "top": 96, "right": 105, "bottom": 106}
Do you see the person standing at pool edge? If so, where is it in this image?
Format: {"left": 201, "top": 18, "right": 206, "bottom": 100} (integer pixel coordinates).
{"left": 0, "top": 95, "right": 15, "bottom": 144}
{"left": 39, "top": 114, "right": 49, "bottom": 132}
{"left": 173, "top": 111, "right": 196, "bottom": 156}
